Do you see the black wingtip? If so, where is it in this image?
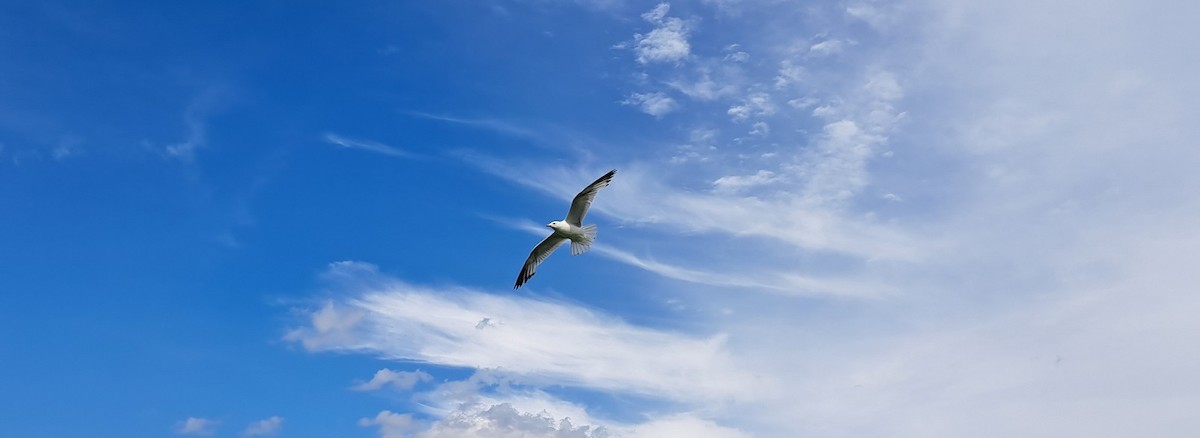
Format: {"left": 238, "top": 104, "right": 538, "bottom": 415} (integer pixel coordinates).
{"left": 514, "top": 272, "right": 535, "bottom": 289}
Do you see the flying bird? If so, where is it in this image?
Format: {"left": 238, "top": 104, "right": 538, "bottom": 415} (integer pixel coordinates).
{"left": 514, "top": 169, "right": 617, "bottom": 289}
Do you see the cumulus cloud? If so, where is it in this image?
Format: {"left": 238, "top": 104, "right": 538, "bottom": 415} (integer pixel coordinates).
{"left": 633, "top": 4, "right": 692, "bottom": 64}
{"left": 774, "top": 60, "right": 806, "bottom": 89}
{"left": 359, "top": 411, "right": 416, "bottom": 438}
{"left": 242, "top": 416, "right": 283, "bottom": 436}
{"left": 353, "top": 368, "right": 433, "bottom": 391}
{"left": 727, "top": 92, "right": 775, "bottom": 121}
{"left": 622, "top": 92, "right": 678, "bottom": 117}
{"left": 176, "top": 417, "right": 219, "bottom": 436}
{"left": 421, "top": 403, "right": 609, "bottom": 438}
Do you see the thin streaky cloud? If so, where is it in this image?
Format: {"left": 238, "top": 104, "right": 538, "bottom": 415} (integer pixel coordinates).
{"left": 286, "top": 261, "right": 762, "bottom": 403}
{"left": 501, "top": 218, "right": 888, "bottom": 298}
{"left": 323, "top": 132, "right": 413, "bottom": 158}
{"left": 406, "top": 111, "right": 543, "bottom": 141}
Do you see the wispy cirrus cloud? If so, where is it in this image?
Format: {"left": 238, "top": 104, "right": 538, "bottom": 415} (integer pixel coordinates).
{"left": 287, "top": 261, "right": 762, "bottom": 403}
{"left": 323, "top": 132, "right": 413, "bottom": 158}
{"left": 160, "top": 85, "right": 233, "bottom": 162}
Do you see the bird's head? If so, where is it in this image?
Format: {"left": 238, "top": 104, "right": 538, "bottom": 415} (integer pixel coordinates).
{"left": 547, "top": 221, "right": 564, "bottom": 231}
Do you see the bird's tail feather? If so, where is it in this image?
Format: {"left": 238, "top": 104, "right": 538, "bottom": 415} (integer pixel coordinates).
{"left": 571, "top": 225, "right": 597, "bottom": 256}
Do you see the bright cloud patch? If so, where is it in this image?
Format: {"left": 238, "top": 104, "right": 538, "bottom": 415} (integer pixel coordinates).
{"left": 353, "top": 368, "right": 433, "bottom": 391}
{"left": 176, "top": 417, "right": 219, "bottom": 436}
{"left": 287, "top": 261, "right": 756, "bottom": 402}
{"left": 633, "top": 3, "right": 691, "bottom": 64}
{"left": 622, "top": 92, "right": 678, "bottom": 117}
{"left": 242, "top": 416, "right": 283, "bottom": 436}
{"left": 421, "top": 403, "right": 608, "bottom": 438}
{"left": 359, "top": 411, "right": 416, "bottom": 438}
{"left": 712, "top": 170, "right": 779, "bottom": 193}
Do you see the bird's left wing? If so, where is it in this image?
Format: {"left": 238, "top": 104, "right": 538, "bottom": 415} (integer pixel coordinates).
{"left": 514, "top": 234, "right": 568, "bottom": 289}
{"left": 565, "top": 169, "right": 616, "bottom": 226}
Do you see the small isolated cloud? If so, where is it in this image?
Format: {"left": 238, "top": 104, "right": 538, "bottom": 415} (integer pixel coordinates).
{"left": 749, "top": 121, "right": 770, "bottom": 137}
{"left": 352, "top": 368, "right": 433, "bottom": 392}
{"left": 633, "top": 3, "right": 692, "bottom": 64}
{"left": 774, "top": 60, "right": 806, "bottom": 89}
{"left": 242, "top": 416, "right": 283, "bottom": 436}
{"left": 359, "top": 411, "right": 416, "bottom": 438}
{"left": 727, "top": 92, "right": 776, "bottom": 121}
{"left": 809, "top": 38, "right": 849, "bottom": 57}
{"left": 323, "top": 132, "right": 411, "bottom": 158}
{"left": 176, "top": 417, "right": 219, "bottom": 436}
{"left": 788, "top": 97, "right": 819, "bottom": 109}
{"left": 712, "top": 170, "right": 780, "bottom": 194}
{"left": 723, "top": 44, "right": 749, "bottom": 62}
{"left": 623, "top": 92, "right": 679, "bottom": 117}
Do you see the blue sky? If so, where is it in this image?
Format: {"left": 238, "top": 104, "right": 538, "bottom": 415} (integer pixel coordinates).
{"left": 3, "top": 0, "right": 1199, "bottom": 437}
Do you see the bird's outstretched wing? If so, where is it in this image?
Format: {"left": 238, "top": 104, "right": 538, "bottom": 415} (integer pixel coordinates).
{"left": 514, "top": 234, "right": 568, "bottom": 289}
{"left": 565, "top": 169, "right": 616, "bottom": 226}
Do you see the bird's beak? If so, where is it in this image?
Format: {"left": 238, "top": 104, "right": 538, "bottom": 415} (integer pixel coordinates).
{"left": 546, "top": 223, "right": 553, "bottom": 228}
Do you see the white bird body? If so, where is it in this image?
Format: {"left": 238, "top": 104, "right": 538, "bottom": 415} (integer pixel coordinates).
{"left": 547, "top": 221, "right": 598, "bottom": 256}
{"left": 514, "top": 169, "right": 616, "bottom": 289}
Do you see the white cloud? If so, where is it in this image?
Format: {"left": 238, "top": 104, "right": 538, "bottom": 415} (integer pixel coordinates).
{"left": 176, "top": 417, "right": 219, "bottom": 436}
{"left": 323, "top": 132, "right": 412, "bottom": 158}
{"left": 726, "top": 92, "right": 775, "bottom": 122}
{"left": 633, "top": 4, "right": 692, "bottom": 64}
{"left": 287, "top": 262, "right": 760, "bottom": 402}
{"left": 242, "top": 416, "right": 283, "bottom": 436}
{"left": 666, "top": 70, "right": 737, "bottom": 101}
{"left": 711, "top": 170, "right": 778, "bottom": 193}
{"left": 472, "top": 162, "right": 923, "bottom": 261}
{"left": 353, "top": 368, "right": 433, "bottom": 391}
{"left": 809, "top": 38, "right": 849, "bottom": 56}
{"left": 623, "top": 92, "right": 678, "bottom": 117}
{"left": 748, "top": 121, "right": 769, "bottom": 137}
{"left": 420, "top": 403, "right": 608, "bottom": 438}
{"left": 722, "top": 44, "right": 749, "bottom": 62}
{"left": 773, "top": 60, "right": 806, "bottom": 89}
{"left": 359, "top": 410, "right": 416, "bottom": 438}
{"left": 626, "top": 415, "right": 750, "bottom": 438}
{"left": 640, "top": 3, "right": 670, "bottom": 22}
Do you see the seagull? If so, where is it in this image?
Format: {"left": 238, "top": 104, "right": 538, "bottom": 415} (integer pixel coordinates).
{"left": 514, "top": 169, "right": 616, "bottom": 289}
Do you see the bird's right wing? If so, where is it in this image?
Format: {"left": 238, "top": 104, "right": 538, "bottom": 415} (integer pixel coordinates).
{"left": 565, "top": 169, "right": 616, "bottom": 226}
{"left": 514, "top": 234, "right": 568, "bottom": 289}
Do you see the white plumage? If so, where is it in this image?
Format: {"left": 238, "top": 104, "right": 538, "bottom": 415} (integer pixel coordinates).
{"left": 514, "top": 169, "right": 616, "bottom": 289}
